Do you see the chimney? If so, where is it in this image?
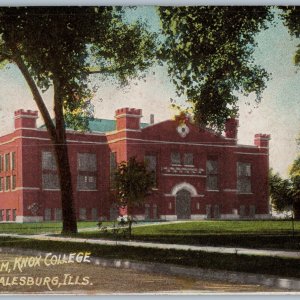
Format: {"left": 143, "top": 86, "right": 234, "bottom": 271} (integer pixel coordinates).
{"left": 115, "top": 107, "right": 142, "bottom": 131}
{"left": 254, "top": 134, "right": 271, "bottom": 148}
{"left": 150, "top": 114, "right": 154, "bottom": 125}
{"left": 14, "top": 109, "right": 38, "bottom": 130}
{"left": 225, "top": 118, "right": 239, "bottom": 139}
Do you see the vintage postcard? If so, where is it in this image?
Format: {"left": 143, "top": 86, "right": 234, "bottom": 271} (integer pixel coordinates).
{"left": 0, "top": 4, "right": 299, "bottom": 295}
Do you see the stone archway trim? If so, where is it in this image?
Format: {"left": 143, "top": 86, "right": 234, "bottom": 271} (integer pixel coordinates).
{"left": 171, "top": 182, "right": 198, "bottom": 197}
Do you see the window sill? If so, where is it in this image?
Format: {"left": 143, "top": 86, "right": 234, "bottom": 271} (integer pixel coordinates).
{"left": 207, "top": 189, "right": 219, "bottom": 192}
{"left": 237, "top": 192, "right": 253, "bottom": 195}
{"left": 77, "top": 189, "right": 98, "bottom": 192}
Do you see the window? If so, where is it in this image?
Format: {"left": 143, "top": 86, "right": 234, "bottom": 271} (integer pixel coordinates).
{"left": 171, "top": 152, "right": 181, "bottom": 165}
{"left": 0, "top": 155, "right": 3, "bottom": 172}
{"left": 145, "top": 204, "right": 150, "bottom": 220}
{"left": 110, "top": 152, "right": 117, "bottom": 185}
{"left": 5, "top": 176, "right": 10, "bottom": 191}
{"left": 77, "top": 175, "right": 96, "bottom": 191}
{"left": 77, "top": 153, "right": 97, "bottom": 172}
{"left": 79, "top": 208, "right": 87, "bottom": 221}
{"left": 11, "top": 152, "right": 16, "bottom": 170}
{"left": 0, "top": 210, "right": 3, "bottom": 221}
{"left": 206, "top": 204, "right": 212, "bottom": 219}
{"left": 5, "top": 153, "right": 10, "bottom": 171}
{"left": 237, "top": 162, "right": 251, "bottom": 193}
{"left": 12, "top": 175, "right": 16, "bottom": 190}
{"left": 42, "top": 151, "right": 57, "bottom": 170}
{"left": 206, "top": 159, "right": 218, "bottom": 190}
{"left": 44, "top": 208, "right": 51, "bottom": 221}
{"left": 153, "top": 204, "right": 158, "bottom": 219}
{"left": 183, "top": 153, "right": 193, "bottom": 165}
{"left": 12, "top": 209, "right": 17, "bottom": 221}
{"left": 145, "top": 155, "right": 157, "bottom": 186}
{"left": 42, "top": 151, "right": 59, "bottom": 190}
{"left": 6, "top": 209, "right": 10, "bottom": 221}
{"left": 55, "top": 208, "right": 62, "bottom": 221}
{"left": 77, "top": 153, "right": 97, "bottom": 191}
{"left": 0, "top": 177, "right": 3, "bottom": 192}
{"left": 239, "top": 205, "right": 246, "bottom": 218}
{"left": 91, "top": 208, "right": 98, "bottom": 221}
{"left": 249, "top": 205, "right": 256, "bottom": 218}
{"left": 214, "top": 205, "right": 220, "bottom": 219}
{"left": 42, "top": 173, "right": 59, "bottom": 190}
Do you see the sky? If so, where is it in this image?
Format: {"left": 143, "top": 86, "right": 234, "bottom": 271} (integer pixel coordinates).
{"left": 0, "top": 6, "right": 300, "bottom": 177}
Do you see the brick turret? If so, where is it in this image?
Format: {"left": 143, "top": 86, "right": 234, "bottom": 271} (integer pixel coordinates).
{"left": 254, "top": 134, "right": 271, "bottom": 148}
{"left": 225, "top": 118, "right": 239, "bottom": 139}
{"left": 115, "top": 107, "right": 142, "bottom": 131}
{"left": 14, "top": 109, "right": 38, "bottom": 129}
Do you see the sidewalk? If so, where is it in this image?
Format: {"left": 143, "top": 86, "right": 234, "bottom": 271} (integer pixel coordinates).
{"left": 0, "top": 232, "right": 300, "bottom": 259}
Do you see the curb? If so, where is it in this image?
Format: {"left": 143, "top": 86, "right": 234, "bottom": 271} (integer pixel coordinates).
{"left": 0, "top": 247, "right": 300, "bottom": 291}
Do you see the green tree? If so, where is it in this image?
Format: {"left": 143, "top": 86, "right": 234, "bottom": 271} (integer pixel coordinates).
{"left": 269, "top": 159, "right": 300, "bottom": 219}
{"left": 281, "top": 7, "right": 300, "bottom": 66}
{"left": 269, "top": 169, "right": 294, "bottom": 213}
{"left": 114, "top": 157, "right": 155, "bottom": 238}
{"left": 158, "top": 6, "right": 273, "bottom": 131}
{"left": 0, "top": 7, "right": 156, "bottom": 234}
{"left": 289, "top": 156, "right": 300, "bottom": 219}
{"left": 277, "top": 8, "right": 300, "bottom": 218}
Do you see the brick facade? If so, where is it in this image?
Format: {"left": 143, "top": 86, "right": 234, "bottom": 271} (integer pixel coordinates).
{"left": 0, "top": 108, "right": 271, "bottom": 222}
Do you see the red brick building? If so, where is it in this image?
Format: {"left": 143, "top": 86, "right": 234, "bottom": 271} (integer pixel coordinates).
{"left": 0, "top": 107, "right": 270, "bottom": 222}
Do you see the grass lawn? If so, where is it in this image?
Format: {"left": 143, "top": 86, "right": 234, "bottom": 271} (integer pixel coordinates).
{"left": 1, "top": 220, "right": 300, "bottom": 250}
{"left": 77, "top": 220, "right": 300, "bottom": 250}
{"left": 0, "top": 236, "right": 300, "bottom": 279}
{"left": 0, "top": 221, "right": 105, "bottom": 234}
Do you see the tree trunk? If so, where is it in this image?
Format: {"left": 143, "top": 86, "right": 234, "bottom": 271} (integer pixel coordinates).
{"left": 12, "top": 45, "right": 77, "bottom": 234}
{"left": 294, "top": 201, "right": 300, "bottom": 220}
{"left": 128, "top": 219, "right": 132, "bottom": 239}
{"left": 53, "top": 78, "right": 78, "bottom": 234}
{"left": 54, "top": 142, "right": 78, "bottom": 234}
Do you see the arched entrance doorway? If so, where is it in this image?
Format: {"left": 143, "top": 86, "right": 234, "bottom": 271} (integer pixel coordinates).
{"left": 176, "top": 189, "right": 191, "bottom": 220}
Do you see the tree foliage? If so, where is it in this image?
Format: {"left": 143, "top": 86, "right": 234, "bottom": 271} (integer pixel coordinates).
{"left": 158, "top": 6, "right": 273, "bottom": 131}
{"left": 281, "top": 7, "right": 300, "bottom": 66}
{"left": 0, "top": 7, "right": 157, "bottom": 130}
{"left": 269, "top": 169, "right": 293, "bottom": 213}
{"left": 270, "top": 158, "right": 300, "bottom": 219}
{"left": 0, "top": 7, "right": 157, "bottom": 233}
{"left": 289, "top": 156, "right": 300, "bottom": 218}
{"left": 114, "top": 157, "right": 155, "bottom": 238}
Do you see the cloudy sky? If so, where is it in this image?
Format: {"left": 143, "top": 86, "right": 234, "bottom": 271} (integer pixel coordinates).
{"left": 0, "top": 6, "right": 300, "bottom": 177}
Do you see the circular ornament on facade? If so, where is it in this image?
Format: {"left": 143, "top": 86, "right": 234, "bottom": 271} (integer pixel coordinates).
{"left": 177, "top": 123, "right": 190, "bottom": 138}
{"left": 27, "top": 202, "right": 40, "bottom": 215}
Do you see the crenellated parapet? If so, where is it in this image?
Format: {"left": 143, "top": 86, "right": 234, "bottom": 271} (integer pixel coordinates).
{"left": 14, "top": 109, "right": 38, "bottom": 129}
{"left": 225, "top": 118, "right": 239, "bottom": 139}
{"left": 115, "top": 107, "right": 142, "bottom": 131}
{"left": 254, "top": 133, "right": 271, "bottom": 148}
{"left": 115, "top": 107, "right": 142, "bottom": 117}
